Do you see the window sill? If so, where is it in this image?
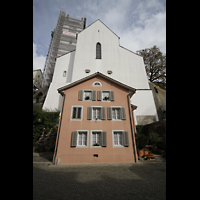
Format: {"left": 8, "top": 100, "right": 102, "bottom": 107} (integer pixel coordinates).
{"left": 75, "top": 146, "right": 88, "bottom": 148}
{"left": 71, "top": 118, "right": 82, "bottom": 121}
{"left": 90, "top": 146, "right": 102, "bottom": 148}
{"left": 113, "top": 145, "right": 124, "bottom": 148}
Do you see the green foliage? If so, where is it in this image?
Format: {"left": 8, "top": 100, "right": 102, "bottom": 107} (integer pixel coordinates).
{"left": 156, "top": 140, "right": 166, "bottom": 150}
{"left": 135, "top": 125, "right": 149, "bottom": 149}
{"left": 149, "top": 132, "right": 159, "bottom": 146}
{"left": 135, "top": 132, "right": 148, "bottom": 149}
{"left": 33, "top": 104, "right": 59, "bottom": 146}
{"left": 136, "top": 125, "right": 166, "bottom": 151}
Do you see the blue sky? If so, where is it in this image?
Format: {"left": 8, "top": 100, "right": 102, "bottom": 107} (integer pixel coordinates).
{"left": 33, "top": 0, "right": 166, "bottom": 70}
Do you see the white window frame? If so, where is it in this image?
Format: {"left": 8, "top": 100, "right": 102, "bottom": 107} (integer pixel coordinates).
{"left": 102, "top": 90, "right": 111, "bottom": 102}
{"left": 90, "top": 130, "right": 103, "bottom": 148}
{"left": 71, "top": 106, "right": 83, "bottom": 121}
{"left": 83, "top": 90, "right": 92, "bottom": 101}
{"left": 111, "top": 106, "right": 122, "bottom": 121}
{"left": 92, "top": 81, "right": 102, "bottom": 86}
{"left": 112, "top": 130, "right": 124, "bottom": 147}
{"left": 91, "top": 106, "right": 102, "bottom": 121}
{"left": 76, "top": 130, "right": 89, "bottom": 148}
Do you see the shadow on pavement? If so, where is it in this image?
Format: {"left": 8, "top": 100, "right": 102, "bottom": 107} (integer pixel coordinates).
{"left": 33, "top": 163, "right": 166, "bottom": 200}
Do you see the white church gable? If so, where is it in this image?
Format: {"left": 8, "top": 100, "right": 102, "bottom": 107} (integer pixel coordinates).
{"left": 42, "top": 19, "right": 158, "bottom": 125}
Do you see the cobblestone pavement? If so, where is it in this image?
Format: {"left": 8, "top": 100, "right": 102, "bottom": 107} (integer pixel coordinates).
{"left": 33, "top": 161, "right": 166, "bottom": 200}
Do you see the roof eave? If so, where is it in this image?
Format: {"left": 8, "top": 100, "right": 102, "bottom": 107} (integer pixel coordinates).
{"left": 57, "top": 72, "right": 136, "bottom": 94}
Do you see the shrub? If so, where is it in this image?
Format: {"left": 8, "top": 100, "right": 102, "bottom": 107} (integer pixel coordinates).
{"left": 156, "top": 140, "right": 166, "bottom": 150}
{"left": 33, "top": 104, "right": 59, "bottom": 147}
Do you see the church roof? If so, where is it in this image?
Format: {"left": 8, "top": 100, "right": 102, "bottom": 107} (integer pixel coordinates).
{"left": 77, "top": 19, "right": 120, "bottom": 39}
{"left": 57, "top": 71, "right": 136, "bottom": 94}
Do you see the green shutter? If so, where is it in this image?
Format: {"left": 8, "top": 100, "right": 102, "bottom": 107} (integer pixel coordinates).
{"left": 101, "top": 131, "right": 107, "bottom": 147}
{"left": 71, "top": 131, "right": 77, "bottom": 147}
{"left": 92, "top": 90, "right": 96, "bottom": 101}
{"left": 78, "top": 90, "right": 83, "bottom": 100}
{"left": 123, "top": 131, "right": 129, "bottom": 147}
{"left": 107, "top": 107, "right": 112, "bottom": 120}
{"left": 121, "top": 107, "right": 126, "bottom": 120}
{"left": 110, "top": 91, "right": 114, "bottom": 101}
{"left": 101, "top": 107, "right": 106, "bottom": 120}
{"left": 87, "top": 107, "right": 92, "bottom": 120}
{"left": 97, "top": 91, "right": 102, "bottom": 101}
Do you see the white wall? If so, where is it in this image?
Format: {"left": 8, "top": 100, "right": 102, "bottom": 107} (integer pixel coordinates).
{"left": 131, "top": 90, "right": 158, "bottom": 125}
{"left": 72, "top": 20, "right": 149, "bottom": 90}
{"left": 42, "top": 51, "right": 75, "bottom": 111}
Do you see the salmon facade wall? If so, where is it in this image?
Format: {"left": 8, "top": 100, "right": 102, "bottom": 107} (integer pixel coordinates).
{"left": 53, "top": 75, "right": 138, "bottom": 165}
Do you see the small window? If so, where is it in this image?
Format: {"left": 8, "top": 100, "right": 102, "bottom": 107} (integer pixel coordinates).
{"left": 93, "top": 81, "right": 102, "bottom": 86}
{"left": 114, "top": 132, "right": 123, "bottom": 146}
{"left": 91, "top": 131, "right": 107, "bottom": 147}
{"left": 107, "top": 107, "right": 126, "bottom": 120}
{"left": 102, "top": 91, "right": 110, "bottom": 101}
{"left": 112, "top": 108, "right": 121, "bottom": 120}
{"left": 79, "top": 90, "right": 96, "bottom": 101}
{"left": 77, "top": 131, "right": 88, "bottom": 146}
{"left": 83, "top": 91, "right": 92, "bottom": 100}
{"left": 112, "top": 131, "right": 129, "bottom": 147}
{"left": 97, "top": 91, "right": 114, "bottom": 101}
{"left": 92, "top": 107, "right": 101, "bottom": 120}
{"left": 92, "top": 132, "right": 101, "bottom": 146}
{"left": 71, "top": 106, "right": 82, "bottom": 120}
{"left": 63, "top": 71, "right": 67, "bottom": 77}
{"left": 96, "top": 43, "right": 101, "bottom": 59}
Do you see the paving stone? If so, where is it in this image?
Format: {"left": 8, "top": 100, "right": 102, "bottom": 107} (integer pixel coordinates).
{"left": 33, "top": 161, "right": 166, "bottom": 200}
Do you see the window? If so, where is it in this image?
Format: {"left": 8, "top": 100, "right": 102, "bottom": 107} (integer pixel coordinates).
{"left": 91, "top": 131, "right": 107, "bottom": 147}
{"left": 102, "top": 91, "right": 110, "bottom": 101}
{"left": 112, "top": 131, "right": 129, "bottom": 147}
{"left": 87, "top": 107, "right": 106, "bottom": 120}
{"left": 92, "top": 107, "right": 101, "bottom": 120}
{"left": 107, "top": 107, "right": 126, "bottom": 120}
{"left": 77, "top": 132, "right": 87, "bottom": 146}
{"left": 97, "top": 91, "right": 114, "bottom": 101}
{"left": 96, "top": 43, "right": 101, "bottom": 59}
{"left": 71, "top": 106, "right": 83, "bottom": 120}
{"left": 93, "top": 81, "right": 102, "bottom": 86}
{"left": 92, "top": 132, "right": 100, "bottom": 146}
{"left": 112, "top": 108, "right": 121, "bottom": 120}
{"left": 83, "top": 91, "right": 92, "bottom": 100}
{"left": 114, "top": 132, "right": 123, "bottom": 146}
{"left": 71, "top": 131, "right": 89, "bottom": 147}
{"left": 78, "top": 90, "right": 96, "bottom": 101}
{"left": 63, "top": 71, "right": 67, "bottom": 77}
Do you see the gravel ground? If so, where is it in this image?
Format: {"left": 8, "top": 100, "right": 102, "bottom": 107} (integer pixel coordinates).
{"left": 33, "top": 161, "right": 166, "bottom": 200}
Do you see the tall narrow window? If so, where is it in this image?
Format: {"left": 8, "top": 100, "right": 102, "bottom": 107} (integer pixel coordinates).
{"left": 96, "top": 43, "right": 101, "bottom": 59}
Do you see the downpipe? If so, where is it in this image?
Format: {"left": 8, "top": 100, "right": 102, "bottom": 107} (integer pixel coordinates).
{"left": 127, "top": 91, "right": 137, "bottom": 163}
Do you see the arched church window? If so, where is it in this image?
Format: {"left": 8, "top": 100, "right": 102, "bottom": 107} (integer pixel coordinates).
{"left": 96, "top": 43, "right": 101, "bottom": 59}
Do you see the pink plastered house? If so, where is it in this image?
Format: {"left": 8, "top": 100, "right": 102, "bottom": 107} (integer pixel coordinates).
{"left": 53, "top": 72, "right": 138, "bottom": 165}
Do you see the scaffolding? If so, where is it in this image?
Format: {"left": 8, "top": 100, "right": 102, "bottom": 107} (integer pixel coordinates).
{"left": 42, "top": 10, "right": 86, "bottom": 88}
